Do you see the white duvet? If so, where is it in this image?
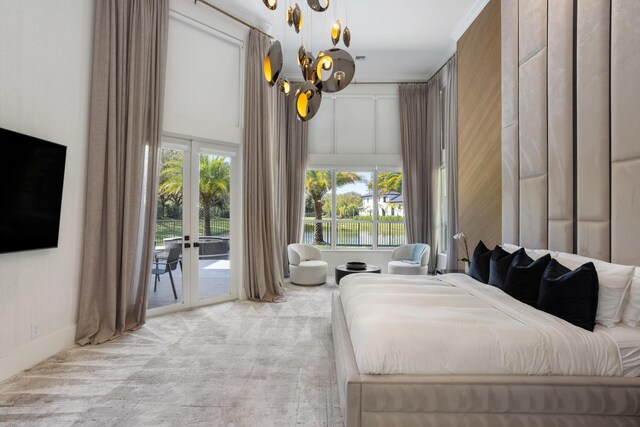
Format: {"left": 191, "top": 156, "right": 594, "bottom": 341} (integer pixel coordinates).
{"left": 339, "top": 273, "right": 622, "bottom": 376}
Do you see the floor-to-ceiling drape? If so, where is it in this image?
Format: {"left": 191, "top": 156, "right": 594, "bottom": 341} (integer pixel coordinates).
{"left": 76, "top": 0, "right": 169, "bottom": 345}
{"left": 399, "top": 83, "right": 438, "bottom": 271}
{"left": 243, "top": 29, "right": 285, "bottom": 301}
{"left": 399, "top": 54, "right": 459, "bottom": 272}
{"left": 274, "top": 85, "right": 309, "bottom": 277}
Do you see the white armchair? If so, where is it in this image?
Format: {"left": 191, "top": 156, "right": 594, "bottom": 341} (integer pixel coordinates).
{"left": 388, "top": 243, "right": 430, "bottom": 275}
{"left": 287, "top": 244, "right": 328, "bottom": 285}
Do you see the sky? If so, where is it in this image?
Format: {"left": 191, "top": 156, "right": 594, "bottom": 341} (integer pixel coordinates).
{"left": 337, "top": 173, "right": 371, "bottom": 195}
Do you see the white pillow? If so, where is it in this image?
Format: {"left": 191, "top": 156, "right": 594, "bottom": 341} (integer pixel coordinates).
{"left": 502, "top": 243, "right": 521, "bottom": 253}
{"left": 555, "top": 253, "right": 635, "bottom": 328}
{"left": 620, "top": 268, "right": 640, "bottom": 327}
{"left": 501, "top": 243, "right": 557, "bottom": 260}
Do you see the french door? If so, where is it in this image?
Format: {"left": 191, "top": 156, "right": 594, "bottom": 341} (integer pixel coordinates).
{"left": 148, "top": 136, "right": 238, "bottom": 314}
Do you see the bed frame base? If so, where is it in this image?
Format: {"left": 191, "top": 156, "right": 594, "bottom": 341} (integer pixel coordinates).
{"left": 332, "top": 292, "right": 640, "bottom": 427}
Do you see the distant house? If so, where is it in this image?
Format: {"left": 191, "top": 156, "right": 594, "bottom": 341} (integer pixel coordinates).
{"left": 360, "top": 191, "right": 404, "bottom": 217}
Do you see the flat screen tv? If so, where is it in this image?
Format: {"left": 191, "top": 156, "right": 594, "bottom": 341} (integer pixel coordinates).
{"left": 0, "top": 128, "right": 67, "bottom": 254}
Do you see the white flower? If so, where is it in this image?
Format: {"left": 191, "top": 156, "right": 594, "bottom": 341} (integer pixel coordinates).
{"left": 453, "top": 232, "right": 466, "bottom": 240}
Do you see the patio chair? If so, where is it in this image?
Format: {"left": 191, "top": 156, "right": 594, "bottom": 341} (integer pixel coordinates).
{"left": 152, "top": 246, "right": 182, "bottom": 299}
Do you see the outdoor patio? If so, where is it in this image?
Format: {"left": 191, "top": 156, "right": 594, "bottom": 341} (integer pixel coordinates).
{"left": 148, "top": 255, "right": 230, "bottom": 310}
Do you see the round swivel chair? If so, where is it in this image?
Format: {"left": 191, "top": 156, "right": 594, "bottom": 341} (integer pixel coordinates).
{"left": 287, "top": 244, "right": 328, "bottom": 285}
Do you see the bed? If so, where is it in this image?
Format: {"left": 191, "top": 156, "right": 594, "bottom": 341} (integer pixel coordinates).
{"left": 332, "top": 273, "right": 640, "bottom": 426}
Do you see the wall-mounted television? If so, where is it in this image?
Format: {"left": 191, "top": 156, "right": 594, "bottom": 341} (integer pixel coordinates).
{"left": 0, "top": 128, "right": 67, "bottom": 254}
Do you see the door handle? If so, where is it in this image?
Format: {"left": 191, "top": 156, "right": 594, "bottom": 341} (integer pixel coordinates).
{"left": 184, "top": 243, "right": 191, "bottom": 248}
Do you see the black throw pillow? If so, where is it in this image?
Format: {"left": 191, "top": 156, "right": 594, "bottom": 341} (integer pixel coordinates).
{"left": 488, "top": 247, "right": 527, "bottom": 288}
{"left": 537, "top": 259, "right": 599, "bottom": 332}
{"left": 468, "top": 240, "right": 492, "bottom": 284}
{"left": 503, "top": 253, "right": 551, "bottom": 307}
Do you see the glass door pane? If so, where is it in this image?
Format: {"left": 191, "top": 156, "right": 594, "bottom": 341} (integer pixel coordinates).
{"left": 149, "top": 148, "right": 185, "bottom": 309}
{"left": 196, "top": 152, "right": 231, "bottom": 301}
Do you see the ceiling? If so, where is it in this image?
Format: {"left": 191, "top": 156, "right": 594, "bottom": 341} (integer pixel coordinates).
{"left": 207, "top": 0, "right": 489, "bottom": 82}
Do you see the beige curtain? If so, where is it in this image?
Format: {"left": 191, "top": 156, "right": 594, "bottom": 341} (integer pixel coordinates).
{"left": 399, "top": 54, "right": 458, "bottom": 272}
{"left": 76, "top": 0, "right": 169, "bottom": 345}
{"left": 243, "top": 29, "right": 285, "bottom": 301}
{"left": 399, "top": 83, "right": 438, "bottom": 271}
{"left": 443, "top": 55, "right": 459, "bottom": 269}
{"left": 274, "top": 85, "right": 309, "bottom": 277}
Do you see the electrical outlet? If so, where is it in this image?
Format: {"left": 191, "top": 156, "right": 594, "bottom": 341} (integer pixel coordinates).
{"left": 31, "top": 324, "right": 40, "bottom": 339}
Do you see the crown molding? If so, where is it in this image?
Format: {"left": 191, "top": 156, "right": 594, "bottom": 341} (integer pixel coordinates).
{"left": 451, "top": 0, "right": 491, "bottom": 41}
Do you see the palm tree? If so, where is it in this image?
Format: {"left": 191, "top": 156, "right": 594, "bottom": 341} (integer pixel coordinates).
{"left": 161, "top": 155, "right": 230, "bottom": 237}
{"left": 305, "top": 171, "right": 363, "bottom": 244}
{"left": 377, "top": 172, "right": 402, "bottom": 195}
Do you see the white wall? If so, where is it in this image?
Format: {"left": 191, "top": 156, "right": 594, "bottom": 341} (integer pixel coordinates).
{"left": 0, "top": 0, "right": 94, "bottom": 382}
{"left": 308, "top": 84, "right": 402, "bottom": 167}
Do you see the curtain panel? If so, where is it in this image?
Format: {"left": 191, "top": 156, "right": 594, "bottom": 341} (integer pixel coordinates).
{"left": 76, "top": 0, "right": 169, "bottom": 345}
{"left": 399, "top": 54, "right": 459, "bottom": 272}
{"left": 399, "top": 83, "right": 438, "bottom": 271}
{"left": 274, "top": 85, "right": 309, "bottom": 277}
{"left": 243, "top": 29, "right": 285, "bottom": 301}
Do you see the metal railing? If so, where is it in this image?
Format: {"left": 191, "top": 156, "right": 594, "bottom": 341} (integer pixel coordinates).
{"left": 155, "top": 218, "right": 230, "bottom": 246}
{"left": 302, "top": 219, "right": 406, "bottom": 248}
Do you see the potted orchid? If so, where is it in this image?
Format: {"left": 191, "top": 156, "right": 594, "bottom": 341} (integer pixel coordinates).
{"left": 453, "top": 232, "right": 471, "bottom": 273}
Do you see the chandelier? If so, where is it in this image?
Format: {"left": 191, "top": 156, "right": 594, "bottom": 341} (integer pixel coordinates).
{"left": 262, "top": 0, "right": 355, "bottom": 121}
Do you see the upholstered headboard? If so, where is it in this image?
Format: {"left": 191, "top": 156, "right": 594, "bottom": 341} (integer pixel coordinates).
{"left": 501, "top": 0, "right": 640, "bottom": 266}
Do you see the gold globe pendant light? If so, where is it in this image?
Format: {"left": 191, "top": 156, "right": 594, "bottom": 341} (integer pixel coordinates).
{"left": 307, "top": 0, "right": 329, "bottom": 12}
{"left": 342, "top": 26, "right": 351, "bottom": 47}
{"left": 312, "top": 48, "right": 355, "bottom": 93}
{"left": 286, "top": 6, "right": 294, "bottom": 26}
{"left": 262, "top": 0, "right": 277, "bottom": 11}
{"left": 297, "top": 45, "right": 307, "bottom": 66}
{"left": 276, "top": 77, "right": 291, "bottom": 95}
{"left": 292, "top": 3, "right": 303, "bottom": 34}
{"left": 300, "top": 51, "right": 317, "bottom": 83}
{"left": 315, "top": 54, "right": 334, "bottom": 82}
{"left": 295, "top": 81, "right": 322, "bottom": 121}
{"left": 263, "top": 41, "right": 283, "bottom": 86}
{"left": 331, "top": 19, "right": 341, "bottom": 46}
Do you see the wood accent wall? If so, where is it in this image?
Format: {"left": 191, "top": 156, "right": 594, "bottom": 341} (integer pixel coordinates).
{"left": 457, "top": 0, "right": 502, "bottom": 251}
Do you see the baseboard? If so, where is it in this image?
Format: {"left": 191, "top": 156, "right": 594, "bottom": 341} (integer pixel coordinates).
{"left": 0, "top": 324, "right": 77, "bottom": 383}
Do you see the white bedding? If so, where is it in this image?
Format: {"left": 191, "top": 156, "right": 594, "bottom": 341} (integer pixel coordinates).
{"left": 339, "top": 273, "right": 623, "bottom": 376}
{"left": 595, "top": 323, "right": 640, "bottom": 377}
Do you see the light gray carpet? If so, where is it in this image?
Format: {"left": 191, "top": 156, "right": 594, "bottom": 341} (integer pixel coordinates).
{"left": 0, "top": 281, "right": 343, "bottom": 426}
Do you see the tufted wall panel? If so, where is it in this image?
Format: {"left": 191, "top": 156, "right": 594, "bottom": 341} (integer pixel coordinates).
{"left": 576, "top": 0, "right": 611, "bottom": 261}
{"left": 502, "top": 0, "right": 639, "bottom": 265}
{"left": 611, "top": 0, "right": 640, "bottom": 266}
{"left": 517, "top": 0, "right": 548, "bottom": 250}
{"left": 501, "top": 0, "right": 519, "bottom": 245}
{"left": 547, "top": 0, "right": 574, "bottom": 253}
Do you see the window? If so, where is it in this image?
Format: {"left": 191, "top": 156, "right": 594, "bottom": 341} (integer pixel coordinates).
{"left": 303, "top": 169, "right": 406, "bottom": 249}
{"left": 438, "top": 87, "right": 448, "bottom": 254}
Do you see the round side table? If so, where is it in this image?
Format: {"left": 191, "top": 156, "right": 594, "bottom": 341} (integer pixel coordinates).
{"left": 335, "top": 264, "right": 381, "bottom": 284}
